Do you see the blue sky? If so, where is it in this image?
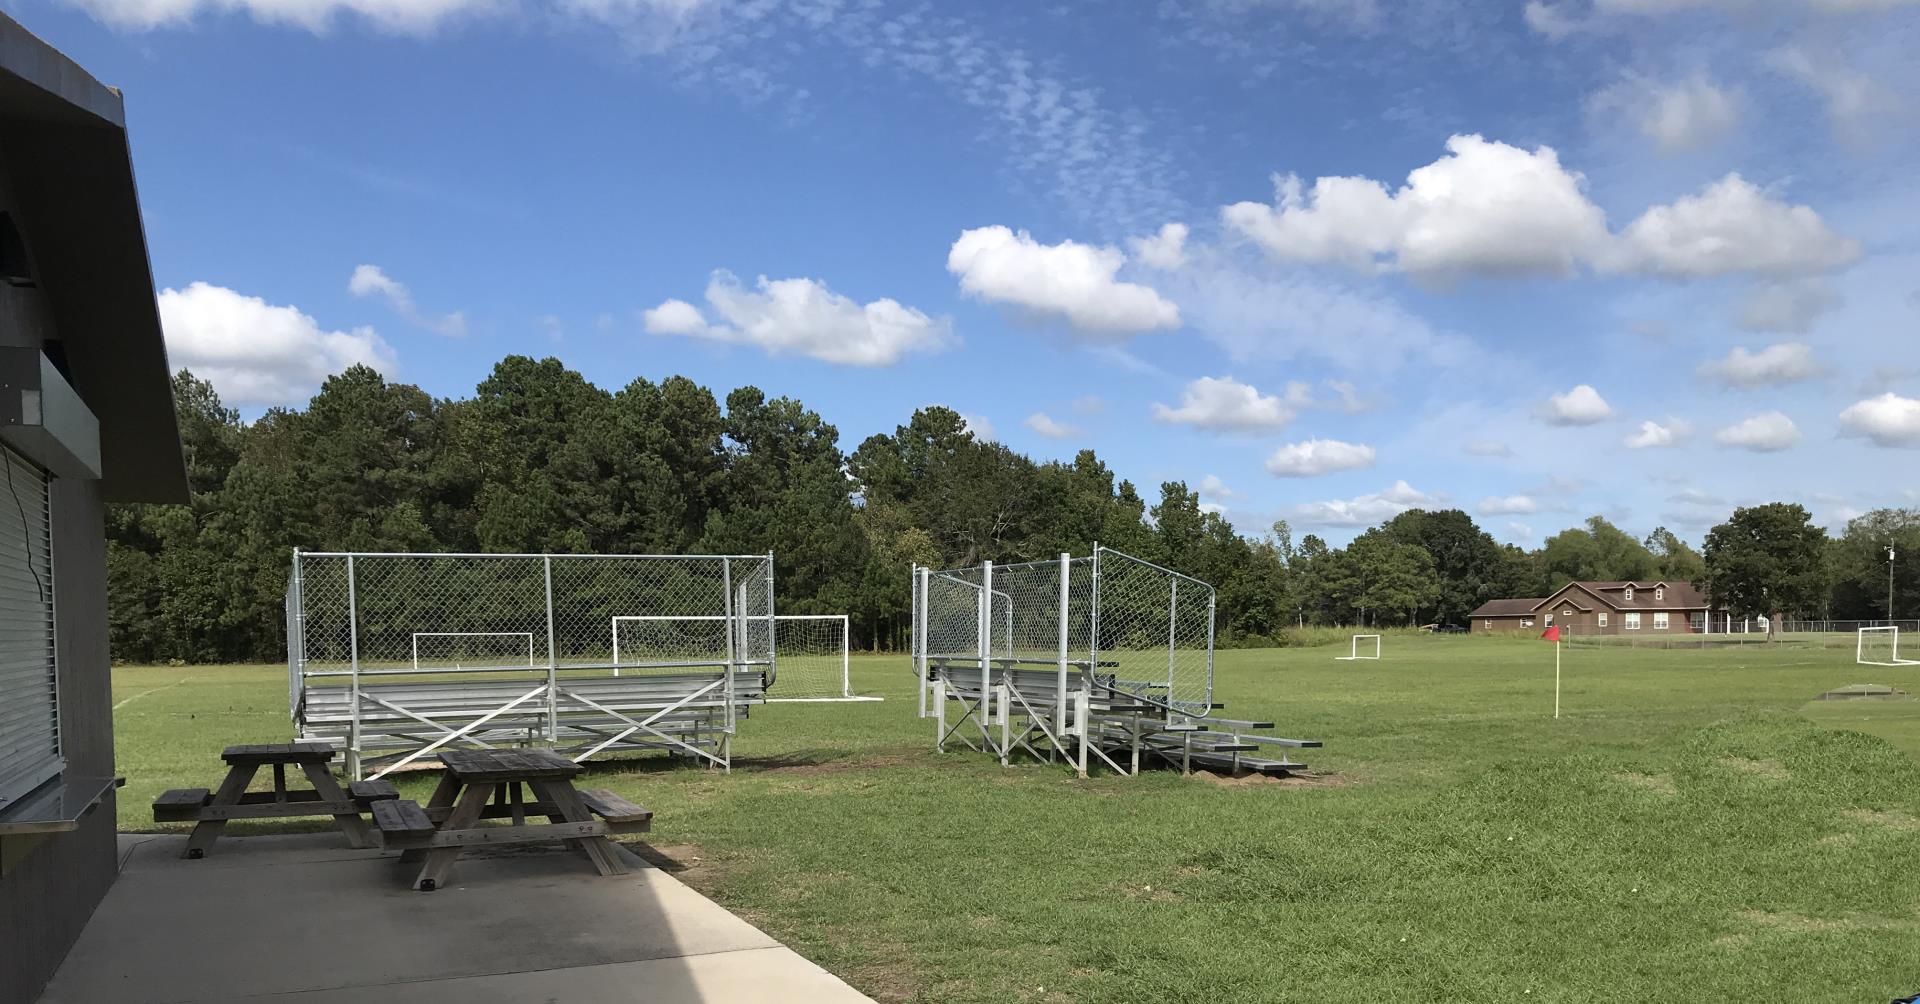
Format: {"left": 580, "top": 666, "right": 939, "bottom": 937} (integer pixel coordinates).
{"left": 13, "top": 0, "right": 1919, "bottom": 545}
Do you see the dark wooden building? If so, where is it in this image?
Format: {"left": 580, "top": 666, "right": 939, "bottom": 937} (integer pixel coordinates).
{"left": 1470, "top": 581, "right": 1720, "bottom": 636}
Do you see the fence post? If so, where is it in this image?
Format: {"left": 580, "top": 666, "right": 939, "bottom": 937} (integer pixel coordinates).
{"left": 1205, "top": 589, "right": 1216, "bottom": 711}
{"left": 1056, "top": 552, "right": 1070, "bottom": 756}
{"left": 914, "top": 565, "right": 929, "bottom": 719}
{"left": 981, "top": 559, "right": 994, "bottom": 758}
{"left": 543, "top": 555, "right": 558, "bottom": 745}
{"left": 345, "top": 554, "right": 361, "bottom": 781}
{"left": 840, "top": 613, "right": 851, "bottom": 700}
{"left": 721, "top": 558, "right": 736, "bottom": 747}
{"left": 1167, "top": 577, "right": 1179, "bottom": 708}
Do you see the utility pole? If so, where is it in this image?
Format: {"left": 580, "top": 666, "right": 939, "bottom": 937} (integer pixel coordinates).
{"left": 1890, "top": 542, "right": 1898, "bottom": 622}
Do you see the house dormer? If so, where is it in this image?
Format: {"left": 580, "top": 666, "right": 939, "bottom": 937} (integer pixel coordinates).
{"left": 1655, "top": 585, "right": 1664, "bottom": 602}
{"left": 1623, "top": 585, "right": 1634, "bottom": 602}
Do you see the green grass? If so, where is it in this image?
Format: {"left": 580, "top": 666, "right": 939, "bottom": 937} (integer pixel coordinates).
{"left": 114, "top": 637, "right": 1920, "bottom": 1003}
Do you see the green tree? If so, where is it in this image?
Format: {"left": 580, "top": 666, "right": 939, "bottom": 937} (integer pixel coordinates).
{"left": 1702, "top": 503, "right": 1829, "bottom": 637}
{"left": 1644, "top": 526, "right": 1706, "bottom": 583}
{"left": 1829, "top": 509, "right": 1920, "bottom": 619}
{"left": 1538, "top": 516, "right": 1658, "bottom": 586}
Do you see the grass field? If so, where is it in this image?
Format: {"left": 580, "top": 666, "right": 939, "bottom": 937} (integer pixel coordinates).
{"left": 113, "top": 636, "right": 1920, "bottom": 1003}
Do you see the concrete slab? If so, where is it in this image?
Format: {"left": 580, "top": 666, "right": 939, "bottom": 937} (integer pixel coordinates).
{"left": 40, "top": 834, "right": 873, "bottom": 1004}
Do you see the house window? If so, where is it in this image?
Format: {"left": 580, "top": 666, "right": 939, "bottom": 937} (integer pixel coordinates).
{"left": 1690, "top": 612, "right": 1704, "bottom": 632}
{"left": 1484, "top": 619, "right": 1493, "bottom": 629}
{"left": 1545, "top": 614, "right": 1554, "bottom": 627}
{"left": 1625, "top": 612, "right": 1641, "bottom": 631}
{"left": 1521, "top": 618, "right": 1534, "bottom": 628}
{"left": 1624, "top": 587, "right": 1634, "bottom": 602}
{"left": 1654, "top": 612, "right": 1669, "bottom": 630}
{"left": 0, "top": 444, "right": 57, "bottom": 808}
{"left": 1655, "top": 586, "right": 1664, "bottom": 601}
{"left": 1563, "top": 608, "right": 1573, "bottom": 618}
{"left": 1598, "top": 612, "right": 1609, "bottom": 628}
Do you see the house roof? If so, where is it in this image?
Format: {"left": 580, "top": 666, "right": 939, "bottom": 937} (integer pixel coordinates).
{"left": 0, "top": 14, "right": 186, "bottom": 503}
{"left": 1531, "top": 580, "right": 1711, "bottom": 612}
{"left": 1470, "top": 598, "right": 1545, "bottom": 617}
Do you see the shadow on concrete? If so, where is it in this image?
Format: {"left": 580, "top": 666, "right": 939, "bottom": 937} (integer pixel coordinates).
{"left": 39, "top": 831, "right": 871, "bottom": 1003}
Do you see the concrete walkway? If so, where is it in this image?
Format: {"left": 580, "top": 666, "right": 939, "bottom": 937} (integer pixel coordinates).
{"left": 40, "top": 833, "right": 876, "bottom": 1003}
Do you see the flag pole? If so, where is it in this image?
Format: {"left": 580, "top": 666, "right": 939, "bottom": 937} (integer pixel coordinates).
{"left": 1554, "top": 637, "right": 1561, "bottom": 719}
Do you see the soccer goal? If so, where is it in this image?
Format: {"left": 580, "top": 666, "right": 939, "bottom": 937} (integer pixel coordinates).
{"left": 1335, "top": 633, "right": 1382, "bottom": 661}
{"left": 410, "top": 631, "right": 536, "bottom": 671}
{"left": 612, "top": 613, "right": 876, "bottom": 701}
{"left": 1857, "top": 626, "right": 1920, "bottom": 667}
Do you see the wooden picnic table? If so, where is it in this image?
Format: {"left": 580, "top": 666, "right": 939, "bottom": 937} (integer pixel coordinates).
{"left": 153, "top": 743, "right": 389, "bottom": 858}
{"left": 376, "top": 748, "right": 653, "bottom": 892}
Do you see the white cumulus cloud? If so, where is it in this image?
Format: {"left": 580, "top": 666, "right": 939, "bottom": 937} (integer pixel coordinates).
{"left": 1023, "top": 412, "right": 1079, "bottom": 439}
{"left": 1539, "top": 384, "right": 1615, "bottom": 425}
{"left": 1264, "top": 438, "right": 1377, "bottom": 477}
{"left": 1623, "top": 418, "right": 1691, "bottom": 449}
{"left": 1150, "top": 376, "right": 1296, "bottom": 432}
{"left": 159, "top": 281, "right": 397, "bottom": 406}
{"left": 1613, "top": 174, "right": 1861, "bottom": 278}
{"left": 348, "top": 264, "right": 466, "bottom": 337}
{"left": 1715, "top": 411, "right": 1802, "bottom": 452}
{"left": 1198, "top": 474, "right": 1243, "bottom": 502}
{"left": 947, "top": 225, "right": 1180, "bottom": 335}
{"left": 1591, "top": 72, "right": 1743, "bottom": 153}
{"left": 643, "top": 270, "right": 951, "bottom": 366}
{"left": 1839, "top": 393, "right": 1920, "bottom": 447}
{"left": 1289, "top": 479, "right": 1437, "bottom": 526}
{"left": 1221, "top": 134, "right": 1609, "bottom": 279}
{"left": 1700, "top": 342, "right": 1823, "bottom": 388}
{"left": 1128, "top": 223, "right": 1190, "bottom": 270}
{"left": 1478, "top": 494, "right": 1540, "bottom": 516}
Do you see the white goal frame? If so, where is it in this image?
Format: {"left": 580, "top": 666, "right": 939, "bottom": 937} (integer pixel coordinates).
{"left": 611, "top": 614, "right": 878, "bottom": 702}
{"left": 1335, "top": 633, "right": 1382, "bottom": 661}
{"left": 1857, "top": 626, "right": 1920, "bottom": 667}
{"left": 410, "top": 631, "right": 536, "bottom": 671}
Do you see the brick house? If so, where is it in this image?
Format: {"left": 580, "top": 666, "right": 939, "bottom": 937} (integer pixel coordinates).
{"left": 1469, "top": 581, "right": 1721, "bottom": 636}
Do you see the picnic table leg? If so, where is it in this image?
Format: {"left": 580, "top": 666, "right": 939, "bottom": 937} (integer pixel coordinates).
{"left": 299, "top": 761, "right": 374, "bottom": 850}
{"left": 403, "top": 769, "right": 464, "bottom": 863}
{"left": 413, "top": 782, "right": 488, "bottom": 891}
{"left": 184, "top": 763, "right": 259, "bottom": 859}
{"left": 530, "top": 780, "right": 628, "bottom": 877}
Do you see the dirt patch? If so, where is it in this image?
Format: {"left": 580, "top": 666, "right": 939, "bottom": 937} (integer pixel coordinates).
{"left": 1817, "top": 832, "right": 1860, "bottom": 848}
{"left": 1717, "top": 756, "right": 1789, "bottom": 780}
{"left": 1192, "top": 769, "right": 1351, "bottom": 789}
{"left": 1736, "top": 910, "right": 1882, "bottom": 934}
{"left": 624, "top": 841, "right": 723, "bottom": 885}
{"left": 1844, "top": 808, "right": 1920, "bottom": 832}
{"left": 732, "top": 751, "right": 919, "bottom": 776}
{"left": 1616, "top": 771, "right": 1678, "bottom": 796}
{"left": 1117, "top": 882, "right": 1182, "bottom": 903}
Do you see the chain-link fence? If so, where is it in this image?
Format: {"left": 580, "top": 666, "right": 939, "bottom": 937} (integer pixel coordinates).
{"left": 610, "top": 614, "right": 867, "bottom": 701}
{"left": 287, "top": 550, "right": 774, "bottom": 778}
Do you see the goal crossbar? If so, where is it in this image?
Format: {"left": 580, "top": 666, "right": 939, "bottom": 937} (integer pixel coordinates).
{"left": 611, "top": 614, "right": 877, "bottom": 701}
{"left": 1857, "top": 625, "right": 1920, "bottom": 667}
{"left": 1335, "top": 633, "right": 1382, "bottom": 661}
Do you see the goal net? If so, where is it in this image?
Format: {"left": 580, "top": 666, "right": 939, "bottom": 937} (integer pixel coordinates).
{"left": 1335, "top": 633, "right": 1382, "bottom": 661}
{"left": 1858, "top": 626, "right": 1920, "bottom": 667}
{"left": 410, "top": 631, "right": 536, "bottom": 671}
{"left": 612, "top": 614, "right": 875, "bottom": 701}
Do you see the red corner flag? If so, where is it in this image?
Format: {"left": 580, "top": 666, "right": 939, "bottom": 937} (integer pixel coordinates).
{"left": 1540, "top": 625, "right": 1561, "bottom": 643}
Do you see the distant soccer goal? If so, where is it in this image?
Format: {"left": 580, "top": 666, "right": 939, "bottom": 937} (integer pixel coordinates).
{"left": 612, "top": 614, "right": 878, "bottom": 702}
{"left": 1335, "top": 633, "right": 1382, "bottom": 662}
{"left": 1857, "top": 626, "right": 1920, "bottom": 667}
{"left": 409, "top": 631, "right": 537, "bottom": 671}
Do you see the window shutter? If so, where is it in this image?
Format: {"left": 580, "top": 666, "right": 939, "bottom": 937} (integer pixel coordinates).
{"left": 0, "top": 444, "right": 57, "bottom": 806}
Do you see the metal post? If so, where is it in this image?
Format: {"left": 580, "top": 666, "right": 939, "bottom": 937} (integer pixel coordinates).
{"left": 1167, "top": 578, "right": 1178, "bottom": 709}
{"left": 841, "top": 610, "right": 851, "bottom": 700}
{"left": 980, "top": 560, "right": 994, "bottom": 758}
{"left": 345, "top": 554, "right": 361, "bottom": 780}
{"left": 1205, "top": 591, "right": 1216, "bottom": 713}
{"left": 721, "top": 559, "right": 736, "bottom": 739}
{"left": 915, "top": 565, "right": 930, "bottom": 719}
{"left": 543, "top": 555, "right": 558, "bottom": 745}
{"left": 1056, "top": 553, "right": 1070, "bottom": 758}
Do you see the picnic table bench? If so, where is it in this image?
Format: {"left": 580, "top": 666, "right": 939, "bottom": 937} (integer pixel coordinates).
{"left": 153, "top": 743, "right": 393, "bottom": 858}
{"left": 375, "top": 748, "right": 652, "bottom": 891}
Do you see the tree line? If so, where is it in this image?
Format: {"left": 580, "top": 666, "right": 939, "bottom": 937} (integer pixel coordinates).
{"left": 105, "top": 357, "right": 1919, "bottom": 663}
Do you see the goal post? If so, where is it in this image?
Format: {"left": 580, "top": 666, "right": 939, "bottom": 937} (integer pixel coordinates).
{"left": 611, "top": 613, "right": 878, "bottom": 701}
{"left": 409, "top": 631, "right": 537, "bottom": 671}
{"left": 1335, "top": 633, "right": 1382, "bottom": 662}
{"left": 1858, "top": 626, "right": 1920, "bottom": 667}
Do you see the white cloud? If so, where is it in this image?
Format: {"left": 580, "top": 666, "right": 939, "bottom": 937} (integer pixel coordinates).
{"left": 1591, "top": 72, "right": 1742, "bottom": 153}
{"left": 1478, "top": 494, "right": 1539, "bottom": 516}
{"left": 643, "top": 270, "right": 950, "bottom": 366}
{"left": 947, "top": 226, "right": 1180, "bottom": 336}
{"left": 1464, "top": 440, "right": 1513, "bottom": 457}
{"left": 961, "top": 413, "right": 997, "bottom": 442}
{"left": 1128, "top": 223, "right": 1190, "bottom": 271}
{"left": 1289, "top": 479, "right": 1437, "bottom": 526}
{"left": 1169, "top": 258, "right": 1471, "bottom": 369}
{"left": 1023, "top": 412, "right": 1079, "bottom": 439}
{"left": 1623, "top": 418, "right": 1691, "bottom": 449}
{"left": 1737, "top": 279, "right": 1841, "bottom": 334}
{"left": 1221, "top": 134, "right": 1609, "bottom": 279}
{"left": 158, "top": 281, "right": 397, "bottom": 406}
{"left": 1714, "top": 411, "right": 1802, "bottom": 452}
{"left": 1199, "top": 502, "right": 1228, "bottom": 516}
{"left": 1613, "top": 174, "right": 1861, "bottom": 279}
{"left": 1150, "top": 376, "right": 1295, "bottom": 432}
{"left": 1839, "top": 393, "right": 1920, "bottom": 447}
{"left": 1539, "top": 384, "right": 1615, "bottom": 426}
{"left": 1700, "top": 342, "right": 1823, "bottom": 388}
{"left": 1507, "top": 521, "right": 1536, "bottom": 541}
{"left": 1264, "top": 438, "right": 1378, "bottom": 477}
{"left": 1198, "top": 474, "right": 1243, "bottom": 501}
{"left": 65, "top": 0, "right": 710, "bottom": 35}
{"left": 348, "top": 264, "right": 466, "bottom": 337}
{"left": 1523, "top": 1, "right": 1585, "bottom": 38}
{"left": 1769, "top": 45, "right": 1900, "bottom": 140}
